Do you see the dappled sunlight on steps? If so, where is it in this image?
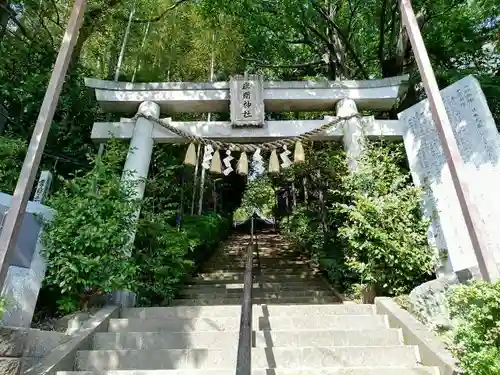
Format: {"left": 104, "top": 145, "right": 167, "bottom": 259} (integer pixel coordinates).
{"left": 58, "top": 232, "right": 440, "bottom": 375}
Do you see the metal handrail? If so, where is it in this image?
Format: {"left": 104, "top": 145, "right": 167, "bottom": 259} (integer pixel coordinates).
{"left": 235, "top": 218, "right": 255, "bottom": 375}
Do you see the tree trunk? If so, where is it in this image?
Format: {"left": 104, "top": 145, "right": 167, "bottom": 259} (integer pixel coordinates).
{"left": 0, "top": 0, "right": 9, "bottom": 41}
{"left": 382, "top": 9, "right": 425, "bottom": 78}
{"left": 68, "top": 0, "right": 121, "bottom": 71}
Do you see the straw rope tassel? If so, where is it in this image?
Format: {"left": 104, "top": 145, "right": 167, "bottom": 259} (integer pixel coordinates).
{"left": 268, "top": 149, "right": 280, "bottom": 174}
{"left": 210, "top": 149, "right": 222, "bottom": 174}
{"left": 294, "top": 141, "right": 305, "bottom": 164}
{"left": 237, "top": 151, "right": 249, "bottom": 176}
{"left": 184, "top": 142, "right": 197, "bottom": 166}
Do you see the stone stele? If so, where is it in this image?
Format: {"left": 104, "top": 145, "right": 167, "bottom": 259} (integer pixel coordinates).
{"left": 399, "top": 75, "right": 500, "bottom": 275}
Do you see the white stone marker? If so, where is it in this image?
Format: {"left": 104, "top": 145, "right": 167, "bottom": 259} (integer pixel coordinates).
{"left": 399, "top": 75, "right": 500, "bottom": 275}
{"left": 33, "top": 171, "right": 53, "bottom": 204}
{"left": 229, "top": 74, "right": 265, "bottom": 127}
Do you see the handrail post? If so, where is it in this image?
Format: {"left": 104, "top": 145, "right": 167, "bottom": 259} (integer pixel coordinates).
{"left": 235, "top": 242, "right": 254, "bottom": 375}
{"left": 250, "top": 216, "right": 254, "bottom": 244}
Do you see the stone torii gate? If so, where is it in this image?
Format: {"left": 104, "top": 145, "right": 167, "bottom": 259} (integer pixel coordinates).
{"left": 86, "top": 75, "right": 407, "bottom": 228}
{"left": 86, "top": 74, "right": 500, "bottom": 284}
{"left": 86, "top": 74, "right": 408, "bottom": 176}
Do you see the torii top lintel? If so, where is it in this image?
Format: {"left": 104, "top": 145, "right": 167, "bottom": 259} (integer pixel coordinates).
{"left": 84, "top": 75, "right": 409, "bottom": 115}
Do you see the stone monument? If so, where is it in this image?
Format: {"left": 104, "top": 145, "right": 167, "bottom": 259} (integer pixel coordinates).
{"left": 399, "top": 75, "right": 500, "bottom": 278}
{"left": 0, "top": 172, "right": 54, "bottom": 327}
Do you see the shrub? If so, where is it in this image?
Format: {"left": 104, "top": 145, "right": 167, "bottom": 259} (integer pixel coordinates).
{"left": 40, "top": 139, "right": 231, "bottom": 313}
{"left": 0, "top": 134, "right": 26, "bottom": 194}
{"left": 336, "top": 143, "right": 437, "bottom": 297}
{"left": 41, "top": 141, "right": 138, "bottom": 313}
{"left": 338, "top": 188, "right": 435, "bottom": 296}
{"left": 134, "top": 212, "right": 229, "bottom": 306}
{"left": 134, "top": 214, "right": 193, "bottom": 306}
{"left": 281, "top": 141, "right": 437, "bottom": 298}
{"left": 448, "top": 281, "right": 500, "bottom": 375}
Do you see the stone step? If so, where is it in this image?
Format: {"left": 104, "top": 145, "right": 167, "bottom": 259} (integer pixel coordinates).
{"left": 93, "top": 329, "right": 403, "bottom": 350}
{"left": 198, "top": 266, "right": 318, "bottom": 277}
{"left": 59, "top": 368, "right": 441, "bottom": 375}
{"left": 203, "top": 260, "right": 312, "bottom": 268}
{"left": 121, "top": 304, "right": 375, "bottom": 319}
{"left": 107, "top": 315, "right": 387, "bottom": 333}
{"left": 225, "top": 255, "right": 306, "bottom": 261}
{"left": 169, "top": 298, "right": 243, "bottom": 306}
{"left": 170, "top": 295, "right": 341, "bottom": 306}
{"left": 75, "top": 346, "right": 420, "bottom": 370}
{"left": 252, "top": 303, "right": 375, "bottom": 316}
{"left": 177, "top": 289, "right": 334, "bottom": 299}
{"left": 182, "top": 281, "right": 331, "bottom": 291}
{"left": 121, "top": 306, "right": 242, "bottom": 319}
{"left": 188, "top": 274, "right": 324, "bottom": 283}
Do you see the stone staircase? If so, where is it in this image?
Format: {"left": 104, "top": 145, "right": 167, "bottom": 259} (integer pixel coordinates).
{"left": 57, "top": 232, "right": 440, "bottom": 375}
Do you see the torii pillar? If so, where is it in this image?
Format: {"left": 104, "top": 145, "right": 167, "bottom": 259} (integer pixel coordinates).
{"left": 114, "top": 100, "right": 159, "bottom": 307}
{"left": 121, "top": 101, "right": 159, "bottom": 218}
{"left": 337, "top": 98, "right": 364, "bottom": 170}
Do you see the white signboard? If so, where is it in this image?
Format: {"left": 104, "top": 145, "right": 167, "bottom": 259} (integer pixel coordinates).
{"left": 399, "top": 75, "right": 500, "bottom": 272}
{"left": 229, "top": 75, "right": 265, "bottom": 127}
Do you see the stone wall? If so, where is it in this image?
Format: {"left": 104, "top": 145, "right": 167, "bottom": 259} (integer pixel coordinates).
{"left": 0, "top": 327, "right": 70, "bottom": 375}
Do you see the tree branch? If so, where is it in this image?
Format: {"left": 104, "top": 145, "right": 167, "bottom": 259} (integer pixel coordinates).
{"left": 378, "top": 0, "right": 388, "bottom": 63}
{"left": 243, "top": 57, "right": 326, "bottom": 69}
{"left": 311, "top": 0, "right": 368, "bottom": 78}
{"left": 298, "top": 25, "right": 327, "bottom": 62}
{"left": 285, "top": 38, "right": 312, "bottom": 44}
{"left": 36, "top": 11, "right": 55, "bottom": 50}
{"left": 47, "top": 0, "right": 61, "bottom": 27}
{"left": 125, "top": 0, "right": 191, "bottom": 23}
{"left": 0, "top": 3, "right": 32, "bottom": 41}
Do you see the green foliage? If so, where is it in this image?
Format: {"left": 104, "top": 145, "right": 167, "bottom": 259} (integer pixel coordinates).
{"left": 41, "top": 141, "right": 138, "bottom": 310}
{"left": 40, "top": 139, "right": 230, "bottom": 313}
{"left": 281, "top": 141, "right": 436, "bottom": 298}
{"left": 0, "top": 135, "right": 26, "bottom": 194}
{"left": 234, "top": 175, "right": 275, "bottom": 222}
{"left": 0, "top": 296, "right": 6, "bottom": 319}
{"left": 1, "top": 0, "right": 497, "bottom": 318}
{"left": 337, "top": 143, "right": 436, "bottom": 296}
{"left": 134, "top": 214, "right": 194, "bottom": 306}
{"left": 134, "top": 212, "right": 229, "bottom": 306}
{"left": 448, "top": 281, "right": 500, "bottom": 375}
{"left": 182, "top": 213, "right": 230, "bottom": 255}
{"left": 0, "top": 36, "right": 99, "bottom": 176}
